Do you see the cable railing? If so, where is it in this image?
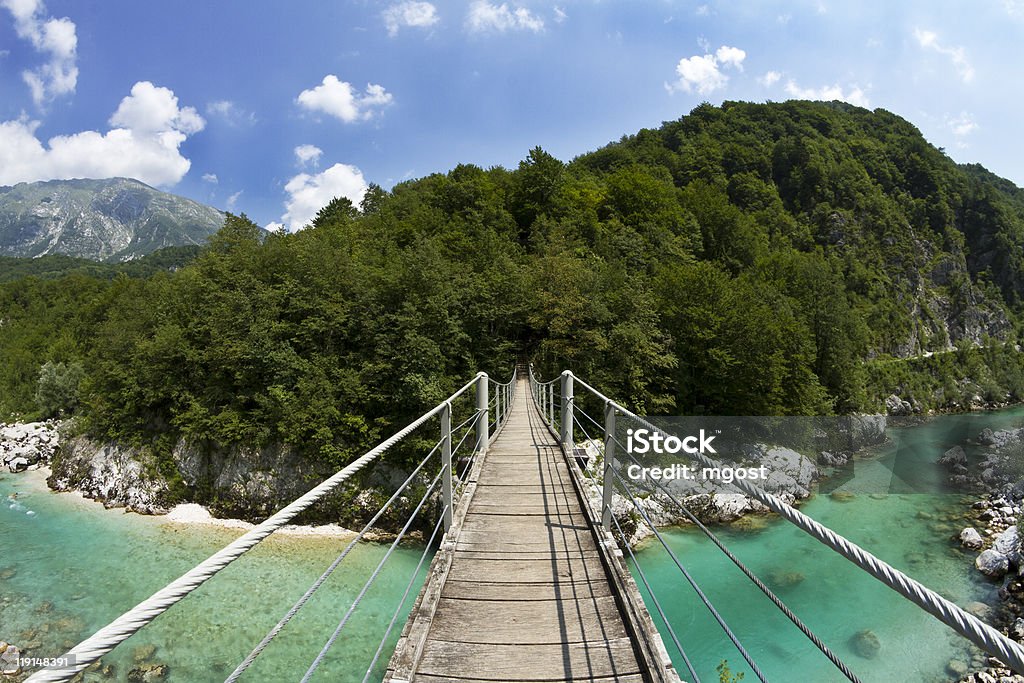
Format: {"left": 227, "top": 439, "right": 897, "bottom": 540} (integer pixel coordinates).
{"left": 528, "top": 366, "right": 1024, "bottom": 681}
{"left": 27, "top": 368, "right": 517, "bottom": 683}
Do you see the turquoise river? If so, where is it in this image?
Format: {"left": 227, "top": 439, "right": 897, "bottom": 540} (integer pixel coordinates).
{"left": 3, "top": 407, "right": 1024, "bottom": 682}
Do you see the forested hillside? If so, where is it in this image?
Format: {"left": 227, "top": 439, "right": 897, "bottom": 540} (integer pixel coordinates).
{"left": 4, "top": 100, "right": 1024, "bottom": 473}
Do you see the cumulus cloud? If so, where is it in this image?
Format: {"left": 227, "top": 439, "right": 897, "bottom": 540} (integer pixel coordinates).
{"left": 383, "top": 1, "right": 439, "bottom": 37}
{"left": 278, "top": 163, "right": 369, "bottom": 231}
{"left": 758, "top": 70, "right": 782, "bottom": 87}
{"left": 202, "top": 173, "right": 218, "bottom": 184}
{"left": 206, "top": 100, "right": 256, "bottom": 126}
{"left": 667, "top": 45, "right": 745, "bottom": 95}
{"left": 913, "top": 28, "right": 974, "bottom": 83}
{"left": 0, "top": 81, "right": 205, "bottom": 187}
{"left": 296, "top": 75, "right": 393, "bottom": 123}
{"left": 294, "top": 144, "right": 323, "bottom": 167}
{"left": 715, "top": 45, "right": 745, "bottom": 70}
{"left": 784, "top": 80, "right": 870, "bottom": 107}
{"left": 226, "top": 190, "right": 243, "bottom": 211}
{"left": 1, "top": 0, "right": 78, "bottom": 106}
{"left": 465, "top": 1, "right": 544, "bottom": 33}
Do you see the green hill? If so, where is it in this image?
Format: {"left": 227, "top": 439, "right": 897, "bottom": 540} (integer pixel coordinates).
{"left": 4, "top": 101, "right": 1024, "bottom": 472}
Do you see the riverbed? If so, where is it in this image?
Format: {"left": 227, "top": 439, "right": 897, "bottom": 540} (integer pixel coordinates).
{"left": 0, "top": 470, "right": 428, "bottom": 681}
{"left": 3, "top": 408, "right": 1023, "bottom": 681}
{"left": 631, "top": 407, "right": 1024, "bottom": 682}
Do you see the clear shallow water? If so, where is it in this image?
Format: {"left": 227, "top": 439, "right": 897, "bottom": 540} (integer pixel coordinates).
{"left": 0, "top": 472, "right": 429, "bottom": 682}
{"left": 632, "top": 407, "right": 1024, "bottom": 683}
{"left": 3, "top": 408, "right": 1023, "bottom": 682}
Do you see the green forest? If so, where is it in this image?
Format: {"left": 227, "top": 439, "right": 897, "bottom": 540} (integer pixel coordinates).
{"left": 4, "top": 100, "right": 1024, "bottom": 472}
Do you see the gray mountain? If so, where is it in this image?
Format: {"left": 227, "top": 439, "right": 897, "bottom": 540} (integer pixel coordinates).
{"left": 0, "top": 178, "right": 225, "bottom": 261}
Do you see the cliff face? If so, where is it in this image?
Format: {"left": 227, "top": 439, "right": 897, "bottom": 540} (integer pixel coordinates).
{"left": 0, "top": 177, "right": 224, "bottom": 261}
{"left": 48, "top": 435, "right": 333, "bottom": 519}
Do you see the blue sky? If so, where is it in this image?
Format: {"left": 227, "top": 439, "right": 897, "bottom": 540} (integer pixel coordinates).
{"left": 1, "top": 0, "right": 1022, "bottom": 230}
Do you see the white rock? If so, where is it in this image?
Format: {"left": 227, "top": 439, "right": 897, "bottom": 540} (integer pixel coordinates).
{"left": 977, "top": 549, "right": 1010, "bottom": 577}
{"left": 960, "top": 527, "right": 985, "bottom": 550}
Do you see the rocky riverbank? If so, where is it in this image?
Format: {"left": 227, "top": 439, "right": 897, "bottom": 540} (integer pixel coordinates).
{"left": 1, "top": 422, "right": 60, "bottom": 473}
{"left": 939, "top": 425, "right": 1024, "bottom": 683}
{"left": 574, "top": 414, "right": 888, "bottom": 546}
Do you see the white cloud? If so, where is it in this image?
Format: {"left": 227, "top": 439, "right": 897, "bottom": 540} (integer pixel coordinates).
{"left": 465, "top": 1, "right": 544, "bottom": 33}
{"left": 110, "top": 81, "right": 204, "bottom": 134}
{"left": 383, "top": 1, "right": 439, "bottom": 37}
{"left": 206, "top": 100, "right": 256, "bottom": 126}
{"left": 946, "top": 112, "right": 977, "bottom": 147}
{"left": 202, "top": 173, "right": 218, "bottom": 184}
{"left": 554, "top": 6, "right": 567, "bottom": 23}
{"left": 294, "top": 144, "right": 323, "bottom": 167}
{"left": 913, "top": 27, "right": 974, "bottom": 83}
{"left": 296, "top": 75, "right": 393, "bottom": 123}
{"left": 226, "top": 190, "right": 243, "bottom": 211}
{"left": 667, "top": 45, "right": 745, "bottom": 95}
{"left": 279, "top": 163, "right": 368, "bottom": 231}
{"left": 758, "top": 70, "right": 782, "bottom": 87}
{"left": 1, "top": 0, "right": 78, "bottom": 106}
{"left": 0, "top": 81, "right": 205, "bottom": 187}
{"left": 695, "top": 4, "right": 710, "bottom": 16}
{"left": 715, "top": 46, "right": 746, "bottom": 70}
{"left": 784, "top": 80, "right": 870, "bottom": 107}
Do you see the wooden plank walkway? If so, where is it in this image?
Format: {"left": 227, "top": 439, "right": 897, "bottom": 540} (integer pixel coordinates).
{"left": 387, "top": 379, "right": 677, "bottom": 683}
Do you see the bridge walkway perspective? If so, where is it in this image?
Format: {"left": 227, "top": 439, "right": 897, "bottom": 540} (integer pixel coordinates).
{"left": 385, "top": 377, "right": 675, "bottom": 683}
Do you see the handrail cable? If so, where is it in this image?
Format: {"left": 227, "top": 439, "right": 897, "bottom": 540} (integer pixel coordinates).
{"left": 27, "top": 373, "right": 483, "bottom": 683}
{"left": 224, "top": 437, "right": 445, "bottom": 681}
{"left": 301, "top": 466, "right": 445, "bottom": 682}
{"left": 607, "top": 425, "right": 863, "bottom": 683}
{"left": 573, "top": 398, "right": 861, "bottom": 683}
{"left": 568, "top": 407, "right": 700, "bottom": 680}
{"left": 361, "top": 510, "right": 448, "bottom": 683}
{"left": 608, "top": 467, "right": 768, "bottom": 683}
{"left": 559, "top": 371, "right": 1024, "bottom": 675}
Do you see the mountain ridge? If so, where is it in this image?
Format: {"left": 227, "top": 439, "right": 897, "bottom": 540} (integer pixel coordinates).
{"left": 0, "top": 177, "right": 225, "bottom": 261}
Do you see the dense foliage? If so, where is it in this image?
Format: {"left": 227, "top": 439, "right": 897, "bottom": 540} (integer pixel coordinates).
{"left": 4, "top": 101, "right": 1024, "bottom": 473}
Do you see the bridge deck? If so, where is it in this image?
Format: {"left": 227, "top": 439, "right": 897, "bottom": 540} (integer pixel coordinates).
{"left": 387, "top": 379, "right": 662, "bottom": 683}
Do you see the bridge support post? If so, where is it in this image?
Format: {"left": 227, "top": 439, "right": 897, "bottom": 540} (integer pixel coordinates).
{"left": 548, "top": 383, "right": 554, "bottom": 427}
{"left": 496, "top": 384, "right": 502, "bottom": 429}
{"left": 560, "top": 371, "right": 574, "bottom": 451}
{"left": 475, "top": 373, "right": 488, "bottom": 454}
{"left": 441, "top": 401, "right": 453, "bottom": 532}
{"left": 601, "top": 401, "right": 616, "bottom": 531}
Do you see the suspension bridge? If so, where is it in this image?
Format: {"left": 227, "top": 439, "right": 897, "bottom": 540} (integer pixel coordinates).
{"left": 23, "top": 367, "right": 1024, "bottom": 682}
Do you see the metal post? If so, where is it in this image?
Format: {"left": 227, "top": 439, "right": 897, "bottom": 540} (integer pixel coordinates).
{"left": 548, "top": 383, "right": 554, "bottom": 427}
{"left": 602, "top": 401, "right": 616, "bottom": 531}
{"left": 496, "top": 385, "right": 502, "bottom": 429}
{"left": 540, "top": 381, "right": 546, "bottom": 416}
{"left": 441, "top": 401, "right": 453, "bottom": 532}
{"left": 475, "top": 373, "right": 488, "bottom": 454}
{"left": 560, "top": 371, "right": 574, "bottom": 451}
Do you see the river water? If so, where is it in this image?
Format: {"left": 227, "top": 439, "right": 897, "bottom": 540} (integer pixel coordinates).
{"left": 631, "top": 407, "right": 1024, "bottom": 683}
{"left": 2, "top": 408, "right": 1023, "bottom": 682}
{"left": 0, "top": 471, "right": 429, "bottom": 681}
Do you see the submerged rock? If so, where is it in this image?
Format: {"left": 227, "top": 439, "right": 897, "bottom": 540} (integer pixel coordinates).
{"left": 850, "top": 629, "right": 881, "bottom": 658}
{"left": 960, "top": 527, "right": 985, "bottom": 550}
{"left": 939, "top": 446, "right": 968, "bottom": 468}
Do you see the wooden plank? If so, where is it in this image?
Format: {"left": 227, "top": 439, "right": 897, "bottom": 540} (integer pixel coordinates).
{"left": 428, "top": 596, "right": 629, "bottom": 645}
{"left": 446, "top": 556, "right": 615, "bottom": 585}
{"left": 414, "top": 674, "right": 647, "bottom": 683}
{"left": 440, "top": 579, "right": 614, "bottom": 602}
{"left": 415, "top": 638, "right": 644, "bottom": 681}
{"left": 453, "top": 548, "right": 603, "bottom": 561}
